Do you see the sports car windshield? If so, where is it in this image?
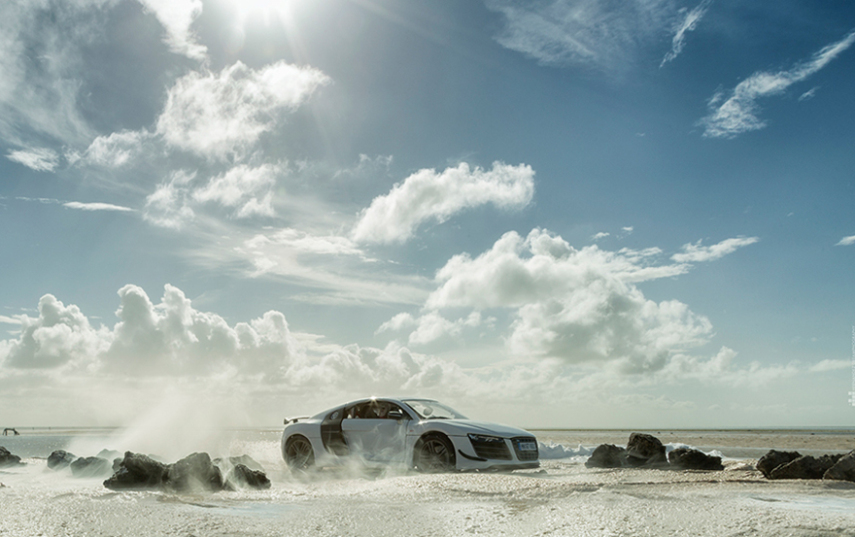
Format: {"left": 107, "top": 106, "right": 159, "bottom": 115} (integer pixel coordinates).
{"left": 403, "top": 400, "right": 467, "bottom": 420}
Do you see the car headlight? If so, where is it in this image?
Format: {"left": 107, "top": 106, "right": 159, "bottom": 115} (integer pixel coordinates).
{"left": 468, "top": 434, "right": 505, "bottom": 443}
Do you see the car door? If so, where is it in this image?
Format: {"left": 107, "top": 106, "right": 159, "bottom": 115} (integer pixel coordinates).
{"left": 341, "top": 401, "right": 409, "bottom": 463}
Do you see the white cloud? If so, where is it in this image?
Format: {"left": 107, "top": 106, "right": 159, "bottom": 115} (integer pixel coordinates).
{"left": 0, "top": 284, "right": 299, "bottom": 379}
{"left": 835, "top": 235, "right": 855, "bottom": 246}
{"left": 377, "top": 311, "right": 485, "bottom": 346}
{"left": 136, "top": 0, "right": 206, "bottom": 60}
{"left": 591, "top": 232, "right": 610, "bottom": 240}
{"left": 427, "top": 229, "right": 687, "bottom": 310}
{"left": 82, "top": 130, "right": 150, "bottom": 168}
{"left": 0, "top": 283, "right": 845, "bottom": 427}
{"left": 6, "top": 147, "right": 60, "bottom": 172}
{"left": 486, "top": 0, "right": 678, "bottom": 72}
{"left": 0, "top": 315, "right": 21, "bottom": 326}
{"left": 671, "top": 236, "right": 759, "bottom": 263}
{"left": 143, "top": 170, "right": 196, "bottom": 229}
{"left": 421, "top": 228, "right": 709, "bottom": 369}
{"left": 660, "top": 0, "right": 711, "bottom": 66}
{"left": 1, "top": 294, "right": 111, "bottom": 369}
{"left": 193, "top": 164, "right": 278, "bottom": 218}
{"left": 700, "top": 29, "right": 855, "bottom": 138}
{"left": 64, "top": 201, "right": 134, "bottom": 212}
{"left": 809, "top": 359, "right": 850, "bottom": 373}
{"left": 352, "top": 162, "right": 535, "bottom": 244}
{"left": 103, "top": 284, "right": 299, "bottom": 377}
{"left": 156, "top": 61, "right": 330, "bottom": 160}
{"left": 0, "top": 1, "right": 102, "bottom": 148}
{"left": 798, "top": 87, "right": 819, "bottom": 101}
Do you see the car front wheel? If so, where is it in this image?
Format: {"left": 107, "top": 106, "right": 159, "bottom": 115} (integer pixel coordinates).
{"left": 285, "top": 436, "right": 315, "bottom": 471}
{"left": 414, "top": 434, "right": 456, "bottom": 473}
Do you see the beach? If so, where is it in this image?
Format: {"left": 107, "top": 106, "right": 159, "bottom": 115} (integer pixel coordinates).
{"left": 2, "top": 429, "right": 854, "bottom": 536}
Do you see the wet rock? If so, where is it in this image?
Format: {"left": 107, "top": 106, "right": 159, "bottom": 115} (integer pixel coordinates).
{"left": 625, "top": 433, "right": 666, "bottom": 467}
{"left": 47, "top": 450, "right": 77, "bottom": 470}
{"left": 0, "top": 446, "right": 24, "bottom": 468}
{"left": 756, "top": 450, "right": 801, "bottom": 478}
{"left": 823, "top": 450, "right": 855, "bottom": 482}
{"left": 104, "top": 452, "right": 169, "bottom": 490}
{"left": 166, "top": 452, "right": 224, "bottom": 492}
{"left": 668, "top": 448, "right": 724, "bottom": 471}
{"left": 585, "top": 444, "right": 627, "bottom": 468}
{"left": 70, "top": 456, "right": 113, "bottom": 478}
{"left": 225, "top": 464, "right": 271, "bottom": 490}
{"left": 769, "top": 454, "right": 843, "bottom": 480}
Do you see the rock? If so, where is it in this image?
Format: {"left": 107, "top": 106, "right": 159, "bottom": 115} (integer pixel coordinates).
{"left": 769, "top": 454, "right": 843, "bottom": 480}
{"left": 96, "top": 449, "right": 122, "bottom": 461}
{"left": 668, "top": 448, "right": 724, "bottom": 471}
{"left": 625, "top": 433, "right": 666, "bottom": 467}
{"left": 823, "top": 450, "right": 855, "bottom": 482}
{"left": 585, "top": 444, "right": 627, "bottom": 468}
{"left": 103, "top": 452, "right": 169, "bottom": 490}
{"left": 47, "top": 450, "right": 77, "bottom": 470}
{"left": 225, "top": 464, "right": 271, "bottom": 490}
{"left": 0, "top": 446, "right": 24, "bottom": 468}
{"left": 214, "top": 455, "right": 265, "bottom": 473}
{"left": 166, "top": 452, "right": 224, "bottom": 492}
{"left": 70, "top": 457, "right": 113, "bottom": 478}
{"left": 756, "top": 450, "right": 801, "bottom": 478}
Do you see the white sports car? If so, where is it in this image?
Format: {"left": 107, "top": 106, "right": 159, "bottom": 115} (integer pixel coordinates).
{"left": 281, "top": 397, "right": 540, "bottom": 472}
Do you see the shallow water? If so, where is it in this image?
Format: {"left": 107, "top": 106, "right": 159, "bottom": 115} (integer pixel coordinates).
{"left": 2, "top": 428, "right": 854, "bottom": 537}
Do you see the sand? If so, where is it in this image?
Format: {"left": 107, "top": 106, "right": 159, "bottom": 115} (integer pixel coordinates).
{"left": 1, "top": 429, "right": 854, "bottom": 536}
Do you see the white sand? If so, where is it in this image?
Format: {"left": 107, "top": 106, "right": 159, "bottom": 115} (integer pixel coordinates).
{"left": 2, "top": 429, "right": 854, "bottom": 536}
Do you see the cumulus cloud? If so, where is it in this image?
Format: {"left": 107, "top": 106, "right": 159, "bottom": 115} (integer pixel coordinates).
{"left": 417, "top": 228, "right": 715, "bottom": 370}
{"left": 156, "top": 61, "right": 330, "bottom": 160}
{"left": 591, "top": 232, "right": 610, "bottom": 240}
{"left": 377, "top": 311, "right": 485, "bottom": 346}
{"left": 1, "top": 294, "right": 111, "bottom": 369}
{"left": 6, "top": 147, "right": 60, "bottom": 172}
{"left": 671, "top": 236, "right": 759, "bottom": 263}
{"left": 64, "top": 201, "right": 134, "bottom": 212}
{"left": 137, "top": 0, "right": 206, "bottom": 60}
{"left": 700, "top": 29, "right": 855, "bottom": 138}
{"left": 486, "top": 0, "right": 681, "bottom": 72}
{"left": 835, "top": 235, "right": 855, "bottom": 246}
{"left": 0, "top": 284, "right": 299, "bottom": 379}
{"left": 660, "top": 0, "right": 711, "bottom": 66}
{"left": 103, "top": 284, "right": 298, "bottom": 377}
{"left": 352, "top": 162, "right": 535, "bottom": 244}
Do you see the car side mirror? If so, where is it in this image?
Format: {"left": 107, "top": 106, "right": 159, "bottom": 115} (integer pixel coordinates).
{"left": 388, "top": 410, "right": 404, "bottom": 420}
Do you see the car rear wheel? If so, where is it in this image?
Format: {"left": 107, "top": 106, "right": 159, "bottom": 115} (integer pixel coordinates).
{"left": 285, "top": 436, "right": 315, "bottom": 471}
{"left": 414, "top": 434, "right": 456, "bottom": 473}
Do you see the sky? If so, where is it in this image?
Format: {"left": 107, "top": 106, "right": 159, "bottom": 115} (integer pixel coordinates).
{"left": 1, "top": 0, "right": 854, "bottom": 430}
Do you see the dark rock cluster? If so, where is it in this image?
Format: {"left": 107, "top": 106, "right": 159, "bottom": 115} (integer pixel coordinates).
{"left": 0, "top": 446, "right": 25, "bottom": 468}
{"left": 102, "top": 451, "right": 270, "bottom": 492}
{"left": 757, "top": 449, "right": 855, "bottom": 482}
{"left": 585, "top": 433, "right": 723, "bottom": 471}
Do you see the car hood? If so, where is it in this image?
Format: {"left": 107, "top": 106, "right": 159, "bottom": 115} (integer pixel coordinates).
{"left": 423, "top": 419, "right": 533, "bottom": 438}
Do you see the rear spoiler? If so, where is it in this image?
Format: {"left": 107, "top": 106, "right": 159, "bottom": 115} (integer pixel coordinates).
{"left": 284, "top": 416, "right": 309, "bottom": 425}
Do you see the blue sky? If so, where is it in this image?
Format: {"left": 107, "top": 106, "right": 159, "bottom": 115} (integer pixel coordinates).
{"left": 1, "top": 0, "right": 854, "bottom": 428}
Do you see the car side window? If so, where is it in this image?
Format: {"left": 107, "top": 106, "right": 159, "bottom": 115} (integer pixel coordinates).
{"left": 344, "top": 402, "right": 404, "bottom": 419}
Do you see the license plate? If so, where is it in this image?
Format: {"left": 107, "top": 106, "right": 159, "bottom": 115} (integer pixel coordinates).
{"left": 518, "top": 441, "right": 537, "bottom": 451}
